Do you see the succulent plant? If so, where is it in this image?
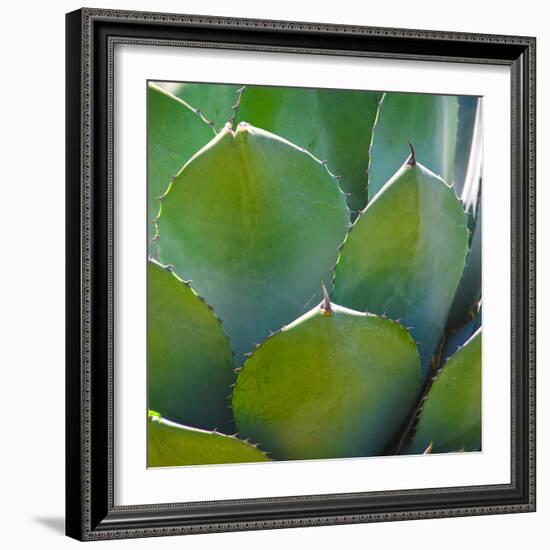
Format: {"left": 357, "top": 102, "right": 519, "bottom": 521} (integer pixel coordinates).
{"left": 407, "top": 329, "right": 482, "bottom": 454}
{"left": 156, "top": 81, "right": 242, "bottom": 130}
{"left": 368, "top": 92, "right": 458, "bottom": 200}
{"left": 147, "top": 259, "right": 235, "bottom": 432}
{"left": 156, "top": 122, "right": 349, "bottom": 362}
{"left": 148, "top": 411, "right": 269, "bottom": 467}
{"left": 232, "top": 295, "right": 421, "bottom": 460}
{"left": 148, "top": 84, "right": 215, "bottom": 249}
{"left": 235, "top": 85, "right": 381, "bottom": 213}
{"left": 333, "top": 152, "right": 469, "bottom": 376}
{"left": 447, "top": 98, "right": 483, "bottom": 328}
{"left": 146, "top": 82, "right": 483, "bottom": 467}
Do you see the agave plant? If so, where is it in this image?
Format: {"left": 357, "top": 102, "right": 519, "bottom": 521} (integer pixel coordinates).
{"left": 147, "top": 82, "right": 482, "bottom": 466}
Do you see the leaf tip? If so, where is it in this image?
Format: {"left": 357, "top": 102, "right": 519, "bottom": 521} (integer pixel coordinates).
{"left": 320, "top": 283, "right": 332, "bottom": 317}
{"left": 406, "top": 141, "right": 416, "bottom": 167}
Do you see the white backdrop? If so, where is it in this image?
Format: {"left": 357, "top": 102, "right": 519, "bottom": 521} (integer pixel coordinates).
{"left": 116, "top": 46, "right": 510, "bottom": 505}
{"left": 0, "top": 0, "right": 546, "bottom": 548}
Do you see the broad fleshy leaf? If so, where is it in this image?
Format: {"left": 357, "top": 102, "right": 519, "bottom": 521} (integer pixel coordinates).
{"left": 447, "top": 101, "right": 483, "bottom": 328}
{"left": 368, "top": 92, "right": 458, "bottom": 200}
{"left": 333, "top": 158, "right": 469, "bottom": 375}
{"left": 147, "top": 83, "right": 215, "bottom": 248}
{"left": 446, "top": 209, "right": 482, "bottom": 329}
{"left": 157, "top": 123, "right": 349, "bottom": 362}
{"left": 453, "top": 96, "right": 480, "bottom": 198}
{"left": 232, "top": 302, "right": 422, "bottom": 460}
{"left": 408, "top": 329, "right": 482, "bottom": 454}
{"left": 148, "top": 412, "right": 269, "bottom": 467}
{"left": 148, "top": 259, "right": 235, "bottom": 432}
{"left": 155, "top": 81, "right": 242, "bottom": 130}
{"left": 236, "top": 85, "right": 381, "bottom": 212}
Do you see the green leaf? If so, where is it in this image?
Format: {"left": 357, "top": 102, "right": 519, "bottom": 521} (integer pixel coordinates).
{"left": 446, "top": 209, "right": 482, "bottom": 329}
{"left": 368, "top": 92, "right": 458, "bottom": 200}
{"left": 154, "top": 81, "right": 242, "bottom": 130}
{"left": 235, "top": 85, "right": 381, "bottom": 213}
{"left": 408, "top": 329, "right": 482, "bottom": 454}
{"left": 148, "top": 412, "right": 269, "bottom": 467}
{"left": 447, "top": 102, "right": 483, "bottom": 328}
{"left": 333, "top": 159, "right": 469, "bottom": 376}
{"left": 460, "top": 100, "right": 483, "bottom": 222}
{"left": 232, "top": 301, "right": 422, "bottom": 460}
{"left": 453, "top": 96, "right": 480, "bottom": 198}
{"left": 157, "top": 123, "right": 349, "bottom": 362}
{"left": 148, "top": 259, "right": 235, "bottom": 433}
{"left": 147, "top": 83, "right": 215, "bottom": 248}
{"left": 440, "top": 303, "right": 481, "bottom": 363}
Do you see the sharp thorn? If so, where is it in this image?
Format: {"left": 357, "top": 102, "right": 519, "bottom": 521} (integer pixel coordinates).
{"left": 320, "top": 282, "right": 332, "bottom": 316}
{"left": 406, "top": 141, "right": 416, "bottom": 166}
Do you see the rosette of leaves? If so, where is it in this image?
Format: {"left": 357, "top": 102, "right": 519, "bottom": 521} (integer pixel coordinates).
{"left": 145, "top": 82, "right": 483, "bottom": 467}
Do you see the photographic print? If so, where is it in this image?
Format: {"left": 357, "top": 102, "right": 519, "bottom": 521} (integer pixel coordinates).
{"left": 146, "top": 81, "right": 482, "bottom": 468}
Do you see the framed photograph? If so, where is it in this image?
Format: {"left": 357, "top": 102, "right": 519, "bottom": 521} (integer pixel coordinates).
{"left": 65, "top": 8, "right": 536, "bottom": 541}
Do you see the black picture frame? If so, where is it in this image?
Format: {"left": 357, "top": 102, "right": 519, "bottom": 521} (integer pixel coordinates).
{"left": 66, "top": 7, "right": 536, "bottom": 541}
